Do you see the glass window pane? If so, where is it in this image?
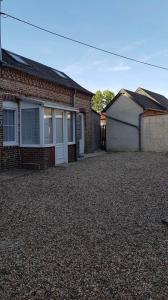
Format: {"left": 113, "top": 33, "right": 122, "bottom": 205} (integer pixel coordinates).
{"left": 3, "top": 110, "right": 15, "bottom": 142}
{"left": 3, "top": 126, "right": 8, "bottom": 142}
{"left": 9, "top": 126, "right": 15, "bottom": 141}
{"left": 3, "top": 110, "right": 8, "bottom": 125}
{"left": 56, "top": 111, "right": 63, "bottom": 143}
{"left": 8, "top": 111, "right": 15, "bottom": 125}
{"left": 67, "top": 112, "right": 73, "bottom": 143}
{"left": 22, "top": 108, "right": 40, "bottom": 144}
{"left": 44, "top": 108, "right": 53, "bottom": 144}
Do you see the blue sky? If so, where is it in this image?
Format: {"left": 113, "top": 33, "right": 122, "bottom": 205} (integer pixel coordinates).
{"left": 2, "top": 0, "right": 168, "bottom": 96}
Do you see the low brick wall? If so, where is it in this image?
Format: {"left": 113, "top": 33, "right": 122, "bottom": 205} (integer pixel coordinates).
{"left": 0, "top": 145, "right": 76, "bottom": 170}
{"left": 68, "top": 144, "right": 76, "bottom": 162}
{"left": 21, "top": 147, "right": 55, "bottom": 169}
{"left": 1, "top": 146, "right": 21, "bottom": 169}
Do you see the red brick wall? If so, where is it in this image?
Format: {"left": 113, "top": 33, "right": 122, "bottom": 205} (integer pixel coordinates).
{"left": 1, "top": 147, "right": 21, "bottom": 169}
{"left": 68, "top": 144, "right": 76, "bottom": 162}
{"left": 21, "top": 147, "right": 55, "bottom": 169}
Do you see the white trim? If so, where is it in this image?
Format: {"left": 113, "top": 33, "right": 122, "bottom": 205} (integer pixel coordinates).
{"left": 3, "top": 104, "right": 18, "bottom": 147}
{"left": 18, "top": 96, "right": 78, "bottom": 112}
{"left": 44, "top": 107, "right": 54, "bottom": 146}
{"left": 19, "top": 96, "right": 44, "bottom": 105}
{"left": 20, "top": 105, "right": 41, "bottom": 147}
{"left": 20, "top": 145, "right": 42, "bottom": 148}
{"left": 3, "top": 101, "right": 18, "bottom": 109}
{"left": 40, "top": 106, "right": 44, "bottom": 147}
{"left": 44, "top": 102, "right": 78, "bottom": 112}
{"left": 67, "top": 111, "right": 76, "bottom": 145}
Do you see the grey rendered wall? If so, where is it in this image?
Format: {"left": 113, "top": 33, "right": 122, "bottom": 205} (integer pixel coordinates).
{"left": 141, "top": 114, "right": 168, "bottom": 152}
{"left": 106, "top": 95, "right": 143, "bottom": 151}
{"left": 92, "top": 111, "right": 100, "bottom": 151}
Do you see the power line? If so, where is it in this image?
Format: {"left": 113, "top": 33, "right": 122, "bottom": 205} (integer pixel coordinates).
{"left": 1, "top": 11, "right": 168, "bottom": 71}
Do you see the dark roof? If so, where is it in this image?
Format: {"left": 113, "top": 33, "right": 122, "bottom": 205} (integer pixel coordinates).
{"left": 124, "top": 90, "right": 165, "bottom": 110}
{"left": 103, "top": 88, "right": 167, "bottom": 112}
{"left": 2, "top": 49, "right": 93, "bottom": 96}
{"left": 136, "top": 88, "right": 168, "bottom": 109}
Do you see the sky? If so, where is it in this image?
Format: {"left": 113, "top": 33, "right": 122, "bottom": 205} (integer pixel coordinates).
{"left": 1, "top": 0, "right": 168, "bottom": 96}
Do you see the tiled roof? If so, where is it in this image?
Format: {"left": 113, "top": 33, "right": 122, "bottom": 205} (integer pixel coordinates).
{"left": 136, "top": 88, "right": 168, "bottom": 109}
{"left": 125, "top": 90, "right": 165, "bottom": 110}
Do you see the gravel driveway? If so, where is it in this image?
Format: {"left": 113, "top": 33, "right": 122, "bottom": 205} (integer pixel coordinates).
{"left": 0, "top": 152, "right": 168, "bottom": 299}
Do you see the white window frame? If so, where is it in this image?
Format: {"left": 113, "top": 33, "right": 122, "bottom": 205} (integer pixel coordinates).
{"left": 20, "top": 101, "right": 42, "bottom": 147}
{"left": 43, "top": 107, "right": 54, "bottom": 147}
{"left": 3, "top": 101, "right": 18, "bottom": 147}
{"left": 67, "top": 112, "right": 75, "bottom": 145}
{"left": 19, "top": 100, "right": 77, "bottom": 148}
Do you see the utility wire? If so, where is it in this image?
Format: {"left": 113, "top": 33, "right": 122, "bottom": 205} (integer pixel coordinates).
{"left": 1, "top": 11, "right": 168, "bottom": 71}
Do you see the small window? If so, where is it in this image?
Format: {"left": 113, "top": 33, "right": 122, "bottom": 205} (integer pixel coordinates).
{"left": 8, "top": 52, "right": 28, "bottom": 65}
{"left": 21, "top": 108, "right": 40, "bottom": 145}
{"left": 44, "top": 108, "right": 53, "bottom": 144}
{"left": 52, "top": 69, "right": 67, "bottom": 79}
{"left": 67, "top": 112, "right": 74, "bottom": 143}
{"left": 3, "top": 109, "right": 16, "bottom": 144}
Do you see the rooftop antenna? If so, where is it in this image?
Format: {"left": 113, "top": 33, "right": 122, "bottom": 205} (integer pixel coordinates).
{"left": 0, "top": 0, "right": 3, "bottom": 62}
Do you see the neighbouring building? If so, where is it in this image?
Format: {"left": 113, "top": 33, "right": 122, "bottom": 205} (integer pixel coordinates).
{"left": 0, "top": 49, "right": 94, "bottom": 169}
{"left": 103, "top": 88, "right": 168, "bottom": 152}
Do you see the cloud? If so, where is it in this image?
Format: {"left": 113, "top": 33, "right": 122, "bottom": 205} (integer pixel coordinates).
{"left": 140, "top": 49, "right": 168, "bottom": 62}
{"left": 102, "top": 63, "right": 131, "bottom": 72}
{"left": 120, "top": 40, "right": 145, "bottom": 53}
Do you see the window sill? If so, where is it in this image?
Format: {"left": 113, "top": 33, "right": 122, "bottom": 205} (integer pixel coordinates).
{"left": 3, "top": 143, "right": 18, "bottom": 147}
{"left": 44, "top": 144, "right": 54, "bottom": 147}
{"left": 20, "top": 144, "right": 42, "bottom": 148}
{"left": 68, "top": 142, "right": 76, "bottom": 145}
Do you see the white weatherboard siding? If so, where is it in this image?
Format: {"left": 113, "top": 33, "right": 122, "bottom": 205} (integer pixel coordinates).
{"left": 142, "top": 114, "right": 168, "bottom": 152}
{"left": 106, "top": 95, "right": 143, "bottom": 151}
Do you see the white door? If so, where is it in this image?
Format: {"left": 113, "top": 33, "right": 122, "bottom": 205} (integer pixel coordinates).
{"left": 55, "top": 110, "right": 67, "bottom": 164}
{"left": 79, "top": 113, "right": 85, "bottom": 155}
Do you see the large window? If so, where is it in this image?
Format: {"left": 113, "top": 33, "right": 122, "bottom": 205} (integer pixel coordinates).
{"left": 67, "top": 112, "right": 74, "bottom": 143}
{"left": 44, "top": 108, "right": 53, "bottom": 144}
{"left": 3, "top": 109, "right": 17, "bottom": 145}
{"left": 21, "top": 108, "right": 40, "bottom": 145}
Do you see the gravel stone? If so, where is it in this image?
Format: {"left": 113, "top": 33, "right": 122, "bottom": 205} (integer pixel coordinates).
{"left": 0, "top": 152, "right": 168, "bottom": 299}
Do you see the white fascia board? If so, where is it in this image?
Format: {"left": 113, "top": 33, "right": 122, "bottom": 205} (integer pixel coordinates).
{"left": 19, "top": 96, "right": 44, "bottom": 105}
{"left": 19, "top": 96, "right": 78, "bottom": 112}
{"left": 44, "top": 102, "right": 79, "bottom": 112}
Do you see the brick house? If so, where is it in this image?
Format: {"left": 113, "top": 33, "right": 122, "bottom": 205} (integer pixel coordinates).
{"left": 0, "top": 49, "right": 93, "bottom": 169}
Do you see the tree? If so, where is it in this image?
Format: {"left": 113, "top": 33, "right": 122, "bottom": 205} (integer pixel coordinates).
{"left": 91, "top": 89, "right": 115, "bottom": 112}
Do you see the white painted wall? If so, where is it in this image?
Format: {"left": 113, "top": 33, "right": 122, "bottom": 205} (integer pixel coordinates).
{"left": 106, "top": 95, "right": 143, "bottom": 151}
{"left": 141, "top": 114, "right": 168, "bottom": 152}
